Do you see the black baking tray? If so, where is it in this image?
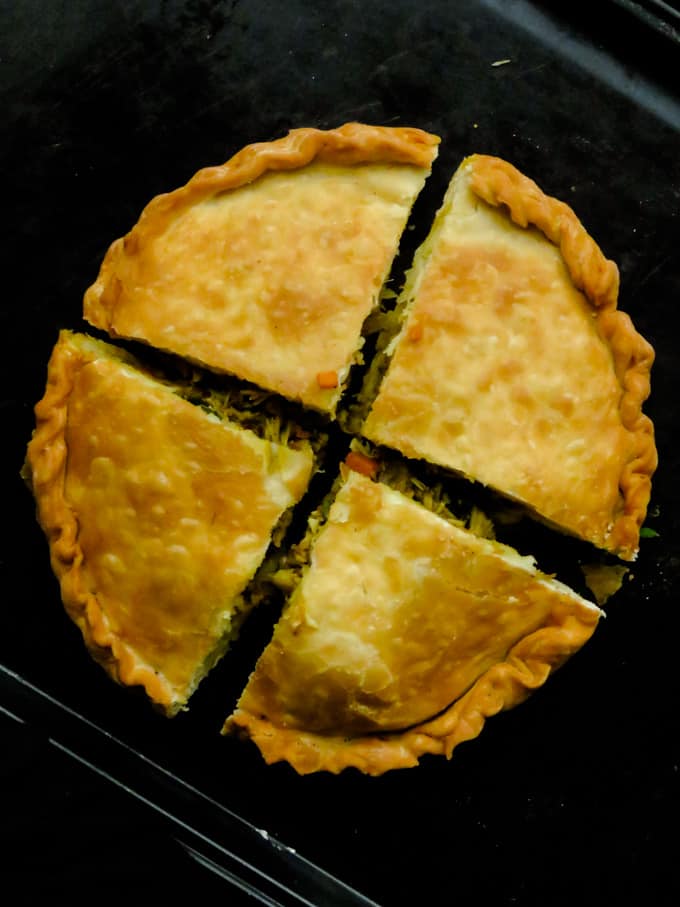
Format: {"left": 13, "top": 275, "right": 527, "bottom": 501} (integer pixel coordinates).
{"left": 3, "top": 1, "right": 680, "bottom": 904}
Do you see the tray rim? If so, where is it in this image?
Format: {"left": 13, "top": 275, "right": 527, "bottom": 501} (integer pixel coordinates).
{"left": 5, "top": 0, "right": 680, "bottom": 901}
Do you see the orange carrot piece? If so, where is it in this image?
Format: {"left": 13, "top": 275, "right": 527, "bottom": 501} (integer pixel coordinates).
{"left": 407, "top": 322, "right": 423, "bottom": 342}
{"left": 316, "top": 370, "right": 339, "bottom": 389}
{"left": 345, "top": 451, "right": 380, "bottom": 478}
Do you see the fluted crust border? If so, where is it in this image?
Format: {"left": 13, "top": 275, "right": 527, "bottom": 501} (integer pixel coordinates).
{"left": 25, "top": 332, "right": 182, "bottom": 714}
{"left": 468, "top": 154, "right": 656, "bottom": 560}
{"left": 224, "top": 604, "right": 600, "bottom": 775}
{"left": 83, "top": 123, "right": 440, "bottom": 330}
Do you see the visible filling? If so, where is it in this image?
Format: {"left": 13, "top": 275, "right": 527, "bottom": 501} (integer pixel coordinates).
{"left": 360, "top": 168, "right": 628, "bottom": 555}
{"left": 339, "top": 290, "right": 405, "bottom": 433}
{"left": 254, "top": 442, "right": 498, "bottom": 609}
{"left": 231, "top": 470, "right": 601, "bottom": 736}
{"left": 89, "top": 161, "right": 431, "bottom": 413}
{"left": 53, "top": 338, "right": 316, "bottom": 709}
{"left": 180, "top": 382, "right": 324, "bottom": 459}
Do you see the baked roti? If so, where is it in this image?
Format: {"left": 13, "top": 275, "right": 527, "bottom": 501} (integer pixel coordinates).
{"left": 362, "top": 155, "right": 656, "bottom": 560}
{"left": 24, "top": 331, "right": 314, "bottom": 714}
{"left": 84, "top": 123, "right": 440, "bottom": 414}
{"left": 224, "top": 468, "right": 601, "bottom": 775}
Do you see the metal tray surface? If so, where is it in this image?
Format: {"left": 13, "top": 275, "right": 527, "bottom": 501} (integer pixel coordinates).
{"left": 2, "top": 1, "right": 679, "bottom": 904}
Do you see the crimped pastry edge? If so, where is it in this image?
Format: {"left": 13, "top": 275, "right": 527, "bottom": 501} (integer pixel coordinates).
{"left": 466, "top": 154, "right": 656, "bottom": 560}
{"left": 223, "top": 601, "right": 600, "bottom": 775}
{"left": 25, "top": 331, "right": 182, "bottom": 713}
{"left": 83, "top": 123, "right": 441, "bottom": 332}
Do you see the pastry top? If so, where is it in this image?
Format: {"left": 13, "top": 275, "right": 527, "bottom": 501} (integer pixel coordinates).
{"left": 84, "top": 123, "right": 440, "bottom": 413}
{"left": 225, "top": 470, "right": 601, "bottom": 774}
{"left": 363, "top": 154, "right": 656, "bottom": 560}
{"left": 25, "top": 331, "right": 314, "bottom": 713}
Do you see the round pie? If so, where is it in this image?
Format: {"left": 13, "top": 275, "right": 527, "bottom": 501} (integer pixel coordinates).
{"left": 24, "top": 123, "right": 657, "bottom": 774}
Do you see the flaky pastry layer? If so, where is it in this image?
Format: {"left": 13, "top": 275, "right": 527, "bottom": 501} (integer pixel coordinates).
{"left": 84, "top": 123, "right": 439, "bottom": 412}
{"left": 25, "top": 331, "right": 314, "bottom": 714}
{"left": 364, "top": 154, "right": 656, "bottom": 559}
{"left": 224, "top": 472, "right": 601, "bottom": 775}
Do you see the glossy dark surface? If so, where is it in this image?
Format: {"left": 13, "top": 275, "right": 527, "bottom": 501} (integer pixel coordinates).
{"left": 2, "top": 1, "right": 679, "bottom": 904}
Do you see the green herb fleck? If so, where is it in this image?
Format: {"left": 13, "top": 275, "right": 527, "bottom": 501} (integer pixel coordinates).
{"left": 640, "top": 527, "right": 660, "bottom": 539}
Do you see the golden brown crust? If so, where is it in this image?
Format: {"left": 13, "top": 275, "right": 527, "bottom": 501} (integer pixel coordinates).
{"left": 364, "top": 154, "right": 656, "bottom": 560}
{"left": 226, "top": 608, "right": 598, "bottom": 775}
{"left": 468, "top": 155, "right": 656, "bottom": 558}
{"left": 468, "top": 155, "right": 621, "bottom": 309}
{"left": 26, "top": 331, "right": 314, "bottom": 714}
{"left": 110, "top": 123, "right": 439, "bottom": 248}
{"left": 86, "top": 123, "right": 439, "bottom": 300}
{"left": 26, "top": 133, "right": 655, "bottom": 775}
{"left": 223, "top": 472, "right": 601, "bottom": 774}
{"left": 26, "top": 333, "right": 178, "bottom": 708}
{"left": 84, "top": 123, "right": 439, "bottom": 412}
